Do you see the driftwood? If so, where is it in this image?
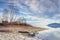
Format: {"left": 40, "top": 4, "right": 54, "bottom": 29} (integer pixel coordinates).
{"left": 18, "top": 31, "right": 29, "bottom": 33}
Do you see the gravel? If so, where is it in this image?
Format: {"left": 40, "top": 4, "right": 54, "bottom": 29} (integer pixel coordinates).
{"left": 0, "top": 32, "right": 42, "bottom": 40}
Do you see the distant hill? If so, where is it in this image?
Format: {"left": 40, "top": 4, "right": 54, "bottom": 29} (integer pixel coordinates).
{"left": 48, "top": 23, "right": 60, "bottom": 28}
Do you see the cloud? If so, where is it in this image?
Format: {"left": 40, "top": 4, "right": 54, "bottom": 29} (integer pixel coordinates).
{"left": 24, "top": 0, "right": 57, "bottom": 13}
{"left": 15, "top": 0, "right": 59, "bottom": 20}
{"left": 1, "top": 0, "right": 59, "bottom": 20}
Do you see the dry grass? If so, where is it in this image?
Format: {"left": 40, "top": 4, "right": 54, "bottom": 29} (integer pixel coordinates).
{"left": 0, "top": 25, "right": 47, "bottom": 32}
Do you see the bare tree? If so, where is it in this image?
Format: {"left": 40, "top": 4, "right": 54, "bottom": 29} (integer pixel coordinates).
{"left": 1, "top": 0, "right": 26, "bottom": 24}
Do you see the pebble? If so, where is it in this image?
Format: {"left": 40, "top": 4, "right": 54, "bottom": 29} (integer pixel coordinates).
{"left": 0, "top": 32, "right": 42, "bottom": 40}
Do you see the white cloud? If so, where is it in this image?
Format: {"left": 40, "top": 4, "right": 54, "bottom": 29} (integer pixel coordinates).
{"left": 23, "top": 0, "right": 57, "bottom": 14}
{"left": 15, "top": 0, "right": 58, "bottom": 20}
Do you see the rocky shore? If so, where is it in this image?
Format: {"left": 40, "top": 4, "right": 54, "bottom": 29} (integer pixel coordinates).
{"left": 0, "top": 32, "right": 42, "bottom": 40}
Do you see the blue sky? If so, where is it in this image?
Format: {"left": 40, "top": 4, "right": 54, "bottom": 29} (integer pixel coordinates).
{"left": 0, "top": 0, "right": 60, "bottom": 40}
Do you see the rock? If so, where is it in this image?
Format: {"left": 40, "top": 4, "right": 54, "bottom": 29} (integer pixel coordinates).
{"left": 0, "top": 32, "right": 42, "bottom": 40}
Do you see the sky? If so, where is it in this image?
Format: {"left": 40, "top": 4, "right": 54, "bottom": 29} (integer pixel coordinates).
{"left": 0, "top": 0, "right": 60, "bottom": 28}
{"left": 0, "top": 0, "right": 60, "bottom": 40}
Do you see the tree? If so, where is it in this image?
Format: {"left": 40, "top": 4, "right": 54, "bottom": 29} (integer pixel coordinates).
{"left": 1, "top": 1, "right": 26, "bottom": 24}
